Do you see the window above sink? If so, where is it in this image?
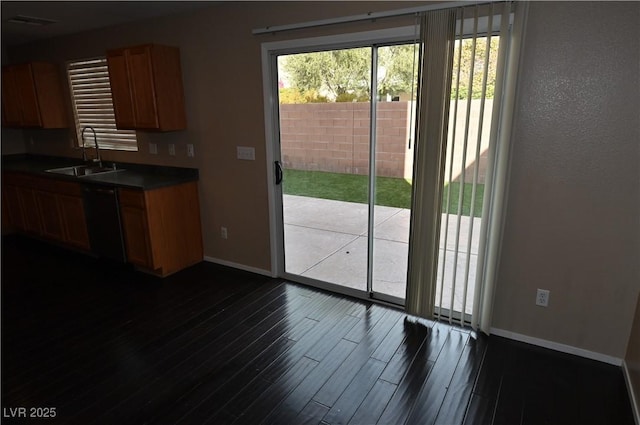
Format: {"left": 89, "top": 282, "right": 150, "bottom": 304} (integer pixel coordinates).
{"left": 67, "top": 57, "right": 138, "bottom": 151}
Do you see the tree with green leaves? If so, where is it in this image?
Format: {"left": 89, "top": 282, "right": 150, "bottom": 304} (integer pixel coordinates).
{"left": 451, "top": 37, "right": 500, "bottom": 99}
{"left": 377, "top": 44, "right": 419, "bottom": 99}
{"left": 280, "top": 45, "right": 419, "bottom": 103}
{"left": 280, "top": 48, "right": 371, "bottom": 102}
{"left": 279, "top": 37, "right": 498, "bottom": 104}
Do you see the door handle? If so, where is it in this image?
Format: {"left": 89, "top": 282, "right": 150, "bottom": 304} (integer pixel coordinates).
{"left": 275, "top": 161, "right": 283, "bottom": 185}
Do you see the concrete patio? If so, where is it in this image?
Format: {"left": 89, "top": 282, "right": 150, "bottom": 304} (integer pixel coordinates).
{"left": 283, "top": 194, "right": 481, "bottom": 314}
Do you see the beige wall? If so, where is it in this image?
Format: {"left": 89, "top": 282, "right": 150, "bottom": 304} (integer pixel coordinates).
{"left": 1, "top": 128, "right": 26, "bottom": 155}
{"left": 492, "top": 2, "right": 640, "bottom": 359}
{"left": 626, "top": 293, "right": 640, "bottom": 420}
{"left": 4, "top": 2, "right": 639, "bottom": 360}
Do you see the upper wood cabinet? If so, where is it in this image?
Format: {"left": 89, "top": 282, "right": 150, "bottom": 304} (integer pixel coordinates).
{"left": 1, "top": 62, "right": 68, "bottom": 128}
{"left": 106, "top": 44, "right": 187, "bottom": 131}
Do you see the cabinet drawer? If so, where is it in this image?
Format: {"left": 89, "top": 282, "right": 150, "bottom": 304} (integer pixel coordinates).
{"left": 119, "top": 188, "right": 145, "bottom": 208}
{"left": 3, "top": 173, "right": 81, "bottom": 196}
{"left": 3, "top": 172, "right": 39, "bottom": 187}
{"left": 38, "top": 178, "right": 83, "bottom": 196}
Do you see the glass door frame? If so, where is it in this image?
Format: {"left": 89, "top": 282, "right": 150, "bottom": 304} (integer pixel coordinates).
{"left": 261, "top": 26, "right": 418, "bottom": 305}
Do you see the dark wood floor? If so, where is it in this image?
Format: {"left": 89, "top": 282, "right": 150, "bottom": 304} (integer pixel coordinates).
{"left": 1, "top": 236, "right": 634, "bottom": 425}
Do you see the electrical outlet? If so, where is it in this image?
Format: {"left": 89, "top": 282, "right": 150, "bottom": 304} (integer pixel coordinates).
{"left": 168, "top": 144, "right": 176, "bottom": 156}
{"left": 536, "top": 289, "right": 550, "bottom": 307}
{"left": 149, "top": 143, "right": 158, "bottom": 155}
{"left": 187, "top": 144, "right": 195, "bottom": 157}
{"left": 220, "top": 226, "right": 228, "bottom": 239}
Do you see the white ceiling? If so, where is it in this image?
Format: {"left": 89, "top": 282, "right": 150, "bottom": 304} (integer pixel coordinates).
{"left": 1, "top": 1, "right": 213, "bottom": 46}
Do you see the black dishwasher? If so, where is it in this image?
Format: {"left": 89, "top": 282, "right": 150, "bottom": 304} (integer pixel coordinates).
{"left": 82, "top": 185, "right": 127, "bottom": 262}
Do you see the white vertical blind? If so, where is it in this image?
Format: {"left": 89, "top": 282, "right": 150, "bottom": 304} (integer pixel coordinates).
{"left": 472, "top": 1, "right": 527, "bottom": 332}
{"left": 437, "top": 5, "right": 495, "bottom": 326}
{"left": 433, "top": 2, "right": 519, "bottom": 328}
{"left": 405, "top": 8, "right": 458, "bottom": 319}
{"left": 407, "top": 2, "right": 521, "bottom": 329}
{"left": 67, "top": 58, "right": 138, "bottom": 151}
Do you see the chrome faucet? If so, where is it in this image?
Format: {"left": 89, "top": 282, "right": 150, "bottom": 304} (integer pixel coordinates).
{"left": 81, "top": 126, "right": 102, "bottom": 168}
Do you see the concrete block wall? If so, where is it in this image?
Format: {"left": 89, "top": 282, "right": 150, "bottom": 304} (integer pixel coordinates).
{"left": 280, "top": 101, "right": 412, "bottom": 177}
{"left": 280, "top": 99, "right": 490, "bottom": 182}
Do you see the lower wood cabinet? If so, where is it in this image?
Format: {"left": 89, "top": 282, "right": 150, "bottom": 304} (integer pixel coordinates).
{"left": 3, "top": 171, "right": 202, "bottom": 276}
{"left": 3, "top": 184, "right": 27, "bottom": 232}
{"left": 35, "top": 190, "right": 65, "bottom": 241}
{"left": 57, "top": 194, "right": 91, "bottom": 250}
{"left": 119, "top": 182, "right": 203, "bottom": 277}
{"left": 3, "top": 172, "right": 90, "bottom": 250}
{"left": 20, "top": 187, "right": 43, "bottom": 235}
{"left": 4, "top": 184, "right": 43, "bottom": 235}
{"left": 119, "top": 203, "right": 151, "bottom": 267}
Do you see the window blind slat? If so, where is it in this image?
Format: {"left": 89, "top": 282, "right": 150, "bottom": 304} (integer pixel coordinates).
{"left": 67, "top": 57, "right": 137, "bottom": 152}
{"left": 72, "top": 84, "right": 113, "bottom": 91}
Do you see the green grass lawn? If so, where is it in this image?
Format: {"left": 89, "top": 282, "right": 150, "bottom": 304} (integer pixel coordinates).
{"left": 283, "top": 169, "right": 484, "bottom": 217}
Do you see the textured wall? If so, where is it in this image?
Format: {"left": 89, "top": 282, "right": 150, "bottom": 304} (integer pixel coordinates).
{"left": 626, "top": 294, "right": 640, "bottom": 420}
{"left": 1, "top": 128, "right": 26, "bottom": 155}
{"left": 492, "top": 1, "right": 640, "bottom": 359}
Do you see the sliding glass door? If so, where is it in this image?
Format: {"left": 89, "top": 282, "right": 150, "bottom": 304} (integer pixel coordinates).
{"left": 275, "top": 41, "right": 418, "bottom": 304}
{"left": 278, "top": 47, "right": 371, "bottom": 295}
{"left": 370, "top": 44, "right": 418, "bottom": 302}
{"left": 263, "top": 4, "right": 518, "bottom": 329}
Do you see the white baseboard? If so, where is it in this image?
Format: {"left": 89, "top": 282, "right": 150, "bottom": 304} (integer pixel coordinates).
{"left": 623, "top": 360, "right": 640, "bottom": 425}
{"left": 203, "top": 256, "right": 274, "bottom": 277}
{"left": 490, "top": 327, "right": 623, "bottom": 366}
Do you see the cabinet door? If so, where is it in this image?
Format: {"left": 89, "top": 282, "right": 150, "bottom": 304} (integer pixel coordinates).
{"left": 127, "top": 46, "right": 159, "bottom": 129}
{"left": 14, "top": 64, "right": 42, "bottom": 127}
{"left": 2, "top": 67, "right": 24, "bottom": 126}
{"left": 4, "top": 185, "right": 26, "bottom": 231}
{"left": 3, "top": 63, "right": 67, "bottom": 129}
{"left": 120, "top": 205, "right": 153, "bottom": 268}
{"left": 17, "top": 187, "right": 42, "bottom": 235}
{"left": 31, "top": 63, "right": 68, "bottom": 129}
{"left": 35, "top": 190, "right": 64, "bottom": 241}
{"left": 107, "top": 50, "right": 136, "bottom": 129}
{"left": 58, "top": 194, "right": 91, "bottom": 250}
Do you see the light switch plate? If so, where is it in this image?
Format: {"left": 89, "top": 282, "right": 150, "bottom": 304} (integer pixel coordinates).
{"left": 187, "top": 144, "right": 195, "bottom": 157}
{"left": 149, "top": 143, "right": 158, "bottom": 155}
{"left": 237, "top": 146, "right": 255, "bottom": 161}
{"left": 168, "top": 144, "right": 176, "bottom": 156}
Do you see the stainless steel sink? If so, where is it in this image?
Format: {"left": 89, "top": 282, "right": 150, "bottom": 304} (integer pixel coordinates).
{"left": 45, "top": 165, "right": 124, "bottom": 177}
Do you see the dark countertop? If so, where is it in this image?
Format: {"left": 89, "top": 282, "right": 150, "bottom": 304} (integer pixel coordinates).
{"left": 2, "top": 154, "right": 199, "bottom": 190}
